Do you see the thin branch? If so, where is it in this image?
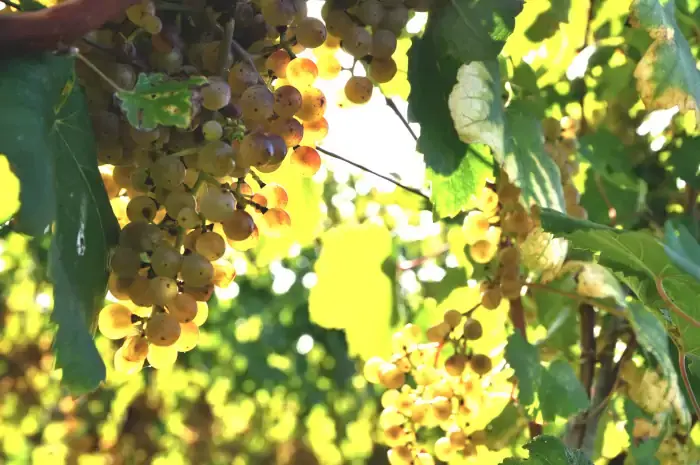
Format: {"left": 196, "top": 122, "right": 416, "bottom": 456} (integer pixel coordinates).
{"left": 2, "top": 0, "right": 22, "bottom": 9}
{"left": 656, "top": 277, "right": 700, "bottom": 328}
{"left": 230, "top": 38, "right": 266, "bottom": 85}
{"left": 315, "top": 146, "right": 431, "bottom": 202}
{"left": 249, "top": 170, "right": 266, "bottom": 188}
{"left": 679, "top": 349, "right": 700, "bottom": 420}
{"left": 385, "top": 96, "right": 418, "bottom": 142}
{"left": 75, "top": 51, "right": 126, "bottom": 93}
{"left": 218, "top": 18, "right": 235, "bottom": 79}
{"left": 397, "top": 244, "right": 450, "bottom": 271}
{"left": 579, "top": 304, "right": 597, "bottom": 398}
{"left": 0, "top": 0, "right": 140, "bottom": 56}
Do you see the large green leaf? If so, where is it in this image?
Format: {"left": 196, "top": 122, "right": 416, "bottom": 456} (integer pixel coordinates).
{"left": 407, "top": 33, "right": 493, "bottom": 218}
{"left": 630, "top": 0, "right": 700, "bottom": 121}
{"left": 669, "top": 136, "right": 700, "bottom": 188}
{"left": 431, "top": 0, "right": 523, "bottom": 63}
{"left": 484, "top": 401, "right": 528, "bottom": 450}
{"left": 532, "top": 274, "right": 579, "bottom": 350}
{"left": 500, "top": 435, "right": 592, "bottom": 465}
{"left": 0, "top": 54, "right": 119, "bottom": 394}
{"left": 116, "top": 73, "right": 207, "bottom": 131}
{"left": 504, "top": 331, "right": 542, "bottom": 407}
{"left": 502, "top": 103, "right": 566, "bottom": 211}
{"left": 539, "top": 360, "right": 590, "bottom": 422}
{"left": 622, "top": 399, "right": 664, "bottom": 465}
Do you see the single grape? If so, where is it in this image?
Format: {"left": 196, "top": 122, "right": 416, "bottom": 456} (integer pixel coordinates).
{"left": 387, "top": 446, "right": 413, "bottom": 465}
{"left": 470, "top": 353, "right": 493, "bottom": 375}
{"left": 261, "top": 133, "right": 289, "bottom": 168}
{"left": 300, "top": 118, "right": 329, "bottom": 146}
{"left": 146, "top": 312, "right": 181, "bottom": 346}
{"left": 98, "top": 304, "right": 134, "bottom": 340}
{"left": 122, "top": 335, "right": 149, "bottom": 362}
{"left": 380, "top": 5, "right": 409, "bottom": 35}
{"left": 128, "top": 275, "right": 156, "bottom": 307}
{"left": 202, "top": 120, "right": 223, "bottom": 141}
{"left": 325, "top": 10, "right": 354, "bottom": 38}
{"left": 166, "top": 292, "right": 198, "bottom": 323}
{"left": 426, "top": 321, "right": 450, "bottom": 343}
{"left": 195, "top": 231, "right": 227, "bottom": 261}
{"left": 378, "top": 362, "right": 405, "bottom": 389}
{"left": 212, "top": 259, "right": 236, "bottom": 288}
{"left": 150, "top": 156, "right": 186, "bottom": 190}
{"left": 240, "top": 84, "right": 275, "bottom": 122}
{"left": 175, "top": 321, "right": 199, "bottom": 352}
{"left": 150, "top": 276, "right": 179, "bottom": 306}
{"left": 182, "top": 283, "right": 214, "bottom": 301}
{"left": 147, "top": 344, "right": 178, "bottom": 369}
{"left": 481, "top": 287, "right": 502, "bottom": 310}
{"left": 261, "top": 0, "right": 295, "bottom": 26}
{"left": 463, "top": 318, "right": 483, "bottom": 340}
{"left": 342, "top": 26, "right": 372, "bottom": 58}
{"left": 443, "top": 309, "right": 462, "bottom": 329}
{"left": 371, "top": 29, "right": 397, "bottom": 58}
{"left": 126, "top": 195, "right": 158, "bottom": 223}
{"left": 260, "top": 184, "right": 288, "bottom": 209}
{"left": 228, "top": 61, "right": 260, "bottom": 96}
{"left": 222, "top": 210, "right": 256, "bottom": 241}
{"left": 192, "top": 301, "right": 209, "bottom": 326}
{"left": 363, "top": 356, "right": 384, "bottom": 384}
{"left": 445, "top": 354, "right": 467, "bottom": 376}
{"left": 270, "top": 117, "right": 304, "bottom": 147}
{"left": 110, "top": 245, "right": 142, "bottom": 278}
{"left": 108, "top": 273, "right": 133, "bottom": 300}
{"left": 114, "top": 347, "right": 145, "bottom": 375}
{"left": 142, "top": 14, "right": 163, "bottom": 34}
{"left": 296, "top": 17, "right": 327, "bottom": 48}
{"left": 201, "top": 78, "right": 231, "bottom": 111}
{"left": 238, "top": 132, "right": 274, "bottom": 168}
{"left": 469, "top": 239, "right": 497, "bottom": 264}
{"left": 296, "top": 87, "right": 327, "bottom": 122}
{"left": 369, "top": 57, "right": 397, "bottom": 83}
{"left": 434, "top": 437, "right": 454, "bottom": 462}
{"left": 130, "top": 126, "right": 160, "bottom": 146}
{"left": 291, "top": 146, "right": 322, "bottom": 176}
{"left": 356, "top": 0, "right": 384, "bottom": 27}
{"left": 265, "top": 49, "right": 291, "bottom": 78}
{"left": 150, "top": 243, "right": 182, "bottom": 278}
{"left": 273, "top": 85, "right": 303, "bottom": 118}
{"left": 344, "top": 76, "right": 373, "bottom": 104}
{"left": 251, "top": 193, "right": 268, "bottom": 208}
{"left": 164, "top": 190, "right": 196, "bottom": 218}
{"left": 262, "top": 208, "right": 291, "bottom": 235}
{"left": 431, "top": 396, "right": 452, "bottom": 421}
{"left": 286, "top": 58, "right": 319, "bottom": 89}
{"left": 198, "top": 140, "right": 236, "bottom": 177}
{"left": 181, "top": 252, "right": 215, "bottom": 287}
{"left": 198, "top": 186, "right": 236, "bottom": 222}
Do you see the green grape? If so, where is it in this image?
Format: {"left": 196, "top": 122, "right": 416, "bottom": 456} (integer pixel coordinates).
{"left": 125, "top": 2, "right": 150, "bottom": 26}
{"left": 404, "top": 0, "right": 434, "bottom": 11}
{"left": 128, "top": 168, "right": 150, "bottom": 192}
{"left": 261, "top": 133, "right": 289, "bottom": 169}
{"left": 98, "top": 144, "right": 125, "bottom": 165}
{"left": 228, "top": 61, "right": 260, "bottom": 95}
{"left": 130, "top": 126, "right": 160, "bottom": 146}
{"left": 369, "top": 57, "right": 397, "bottom": 83}
{"left": 112, "top": 165, "right": 134, "bottom": 187}
{"left": 212, "top": 259, "right": 236, "bottom": 288}
{"left": 464, "top": 319, "right": 483, "bottom": 340}
{"left": 443, "top": 309, "right": 462, "bottom": 329}
{"left": 122, "top": 335, "right": 149, "bottom": 362}
{"left": 98, "top": 303, "right": 134, "bottom": 339}
{"left": 344, "top": 76, "right": 373, "bottom": 104}
{"left": 166, "top": 292, "right": 198, "bottom": 323}
{"left": 363, "top": 356, "right": 384, "bottom": 383}
{"left": 273, "top": 85, "right": 303, "bottom": 118}
{"left": 378, "top": 362, "right": 405, "bottom": 389}
{"left": 201, "top": 78, "right": 232, "bottom": 111}
{"left": 202, "top": 120, "right": 223, "bottom": 141}
{"left": 147, "top": 344, "right": 178, "bottom": 369}
{"left": 141, "top": 13, "right": 163, "bottom": 34}
{"left": 146, "top": 312, "right": 181, "bottom": 346}
{"left": 195, "top": 231, "right": 227, "bottom": 261}
{"left": 240, "top": 84, "right": 275, "bottom": 122}
{"left": 182, "top": 283, "right": 214, "bottom": 301}
{"left": 175, "top": 321, "right": 199, "bottom": 352}
{"left": 380, "top": 5, "right": 409, "bottom": 35}
{"left": 151, "top": 243, "right": 182, "bottom": 278}
{"left": 291, "top": 146, "right": 321, "bottom": 176}
{"left": 414, "top": 452, "right": 435, "bottom": 465}
{"left": 108, "top": 62, "right": 137, "bottom": 90}
{"left": 198, "top": 186, "right": 236, "bottom": 222}
{"left": 261, "top": 0, "right": 295, "bottom": 26}
{"left": 325, "top": 10, "right": 355, "bottom": 38}
{"left": 222, "top": 210, "right": 256, "bottom": 241}
{"left": 296, "top": 87, "right": 327, "bottom": 122}
{"left": 177, "top": 207, "right": 201, "bottom": 229}
{"left": 387, "top": 446, "right": 413, "bottom": 465}
{"left": 356, "top": 0, "right": 384, "bottom": 27}
{"left": 150, "top": 48, "right": 184, "bottom": 75}
{"left": 296, "top": 17, "right": 327, "bottom": 48}
{"left": 480, "top": 286, "right": 502, "bottom": 309}
{"left": 150, "top": 276, "right": 179, "bottom": 306}
{"left": 198, "top": 140, "right": 235, "bottom": 176}
{"left": 371, "top": 29, "right": 397, "bottom": 58}
{"left": 181, "top": 252, "right": 215, "bottom": 287}
{"left": 126, "top": 195, "right": 159, "bottom": 223}
{"left": 128, "top": 275, "right": 156, "bottom": 307}
{"left": 110, "top": 246, "right": 142, "bottom": 278}
{"left": 150, "top": 156, "right": 186, "bottom": 190}
{"left": 183, "top": 229, "right": 203, "bottom": 250}
{"left": 265, "top": 49, "right": 291, "bottom": 78}
{"left": 270, "top": 117, "right": 304, "bottom": 147}
{"left": 164, "top": 190, "right": 196, "bottom": 218}
{"left": 238, "top": 132, "right": 274, "bottom": 168}
{"left": 342, "top": 26, "right": 372, "bottom": 58}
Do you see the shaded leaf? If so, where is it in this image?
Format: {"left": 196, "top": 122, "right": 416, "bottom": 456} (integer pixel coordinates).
{"left": 631, "top": 0, "right": 700, "bottom": 122}
{"left": 669, "top": 136, "right": 700, "bottom": 188}
{"left": 504, "top": 331, "right": 541, "bottom": 407}
{"left": 532, "top": 274, "right": 579, "bottom": 349}
{"left": 500, "top": 435, "right": 593, "bottom": 465}
{"left": 539, "top": 208, "right": 613, "bottom": 234}
{"left": 484, "top": 401, "right": 527, "bottom": 450}
{"left": 623, "top": 399, "right": 664, "bottom": 465}
{"left": 116, "top": 73, "right": 207, "bottom": 131}
{"left": 407, "top": 33, "right": 493, "bottom": 218}
{"left": 539, "top": 360, "right": 590, "bottom": 421}
{"left": 525, "top": 0, "right": 572, "bottom": 41}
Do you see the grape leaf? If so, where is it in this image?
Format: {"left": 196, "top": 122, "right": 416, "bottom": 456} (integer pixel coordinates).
{"left": 431, "top": 0, "right": 523, "bottom": 63}
{"left": 664, "top": 220, "right": 700, "bottom": 276}
{"left": 622, "top": 399, "right": 664, "bottom": 465}
{"left": 504, "top": 331, "right": 542, "bottom": 407}
{"left": 669, "top": 136, "right": 700, "bottom": 188}
{"left": 630, "top": 0, "right": 700, "bottom": 122}
{"left": 525, "top": 0, "right": 572, "bottom": 42}
{"left": 580, "top": 169, "right": 647, "bottom": 229}
{"left": 532, "top": 274, "right": 579, "bottom": 350}
{"left": 0, "top": 54, "right": 119, "bottom": 394}
{"left": 308, "top": 223, "right": 395, "bottom": 360}
{"left": 484, "top": 402, "right": 527, "bottom": 450}
{"left": 448, "top": 60, "right": 505, "bottom": 159}
{"left": 407, "top": 33, "right": 493, "bottom": 219}
{"left": 539, "top": 360, "right": 590, "bottom": 421}
{"left": 502, "top": 103, "right": 566, "bottom": 211}
{"left": 500, "top": 435, "right": 592, "bottom": 465}
{"left": 539, "top": 208, "right": 613, "bottom": 234}
{"left": 577, "top": 130, "right": 642, "bottom": 189}
{"left": 0, "top": 155, "right": 20, "bottom": 224}
{"left": 116, "top": 73, "right": 208, "bottom": 131}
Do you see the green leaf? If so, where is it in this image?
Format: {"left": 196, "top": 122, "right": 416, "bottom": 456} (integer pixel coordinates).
{"left": 664, "top": 220, "right": 700, "bottom": 278}
{"left": 539, "top": 208, "right": 613, "bottom": 234}
{"left": 504, "top": 331, "right": 542, "bottom": 407}
{"left": 499, "top": 435, "right": 593, "bottom": 465}
{"left": 484, "top": 401, "right": 527, "bottom": 450}
{"left": 431, "top": 0, "right": 523, "bottom": 62}
{"left": 525, "top": 0, "right": 572, "bottom": 42}
{"left": 116, "top": 73, "right": 208, "bottom": 131}
{"left": 308, "top": 223, "right": 395, "bottom": 360}
{"left": 669, "top": 136, "right": 700, "bottom": 188}
{"left": 623, "top": 399, "right": 664, "bottom": 465}
{"left": 532, "top": 274, "right": 579, "bottom": 350}
{"left": 630, "top": 0, "right": 700, "bottom": 122}
{"left": 577, "top": 130, "right": 643, "bottom": 189}
{"left": 580, "top": 169, "right": 647, "bottom": 229}
{"left": 0, "top": 54, "right": 119, "bottom": 394}
{"left": 627, "top": 302, "right": 690, "bottom": 425}
{"left": 407, "top": 33, "right": 493, "bottom": 218}
{"left": 539, "top": 360, "right": 590, "bottom": 421}
{"left": 501, "top": 103, "right": 566, "bottom": 211}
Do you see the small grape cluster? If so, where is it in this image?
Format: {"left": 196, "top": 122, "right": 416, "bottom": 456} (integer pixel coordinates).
{"left": 363, "top": 311, "right": 492, "bottom": 464}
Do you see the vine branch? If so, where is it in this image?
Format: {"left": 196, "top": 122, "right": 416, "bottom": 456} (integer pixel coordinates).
{"left": 678, "top": 349, "right": 700, "bottom": 420}
{"left": 528, "top": 282, "right": 626, "bottom": 318}
{"left": 315, "top": 146, "right": 431, "bottom": 202}
{"left": 230, "top": 38, "right": 265, "bottom": 85}
{"left": 385, "top": 96, "right": 418, "bottom": 142}
{"left": 655, "top": 277, "right": 700, "bottom": 328}
{"left": 0, "top": 0, "right": 139, "bottom": 56}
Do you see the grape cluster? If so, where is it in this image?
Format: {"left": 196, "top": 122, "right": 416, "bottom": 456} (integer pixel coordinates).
{"left": 363, "top": 314, "right": 490, "bottom": 465}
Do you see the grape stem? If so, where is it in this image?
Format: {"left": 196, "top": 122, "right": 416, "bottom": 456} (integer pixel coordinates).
{"left": 385, "top": 97, "right": 418, "bottom": 142}
{"left": 528, "top": 282, "right": 627, "bottom": 318}
{"left": 2, "top": 1, "right": 22, "bottom": 10}
{"left": 230, "top": 38, "right": 266, "bottom": 85}
{"left": 655, "top": 277, "right": 700, "bottom": 328}
{"left": 166, "top": 147, "right": 199, "bottom": 158}
{"left": 315, "top": 146, "right": 431, "bottom": 202}
{"left": 75, "top": 51, "right": 127, "bottom": 93}
{"left": 174, "top": 227, "right": 185, "bottom": 251}
{"left": 249, "top": 171, "right": 266, "bottom": 188}
{"left": 218, "top": 18, "right": 235, "bottom": 79}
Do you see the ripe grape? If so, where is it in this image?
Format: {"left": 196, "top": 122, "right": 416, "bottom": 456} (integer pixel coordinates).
{"left": 342, "top": 26, "right": 372, "bottom": 58}
{"left": 431, "top": 396, "right": 452, "bottom": 421}
{"left": 146, "top": 312, "right": 182, "bottom": 346}
{"left": 122, "top": 335, "right": 149, "bottom": 362}
{"left": 260, "top": 184, "right": 288, "bottom": 209}
{"left": 434, "top": 437, "right": 454, "bottom": 462}
{"left": 150, "top": 156, "right": 186, "bottom": 190}
{"left": 164, "top": 190, "right": 196, "bottom": 218}
{"left": 128, "top": 275, "right": 156, "bottom": 306}
{"left": 388, "top": 446, "right": 413, "bottom": 465}
{"left": 371, "top": 29, "right": 397, "bottom": 58}
{"left": 181, "top": 252, "right": 215, "bottom": 287}
{"left": 175, "top": 321, "right": 199, "bottom": 352}
{"left": 300, "top": 118, "right": 329, "bottom": 146}
{"left": 266, "top": 49, "right": 291, "bottom": 78}
{"left": 212, "top": 259, "right": 236, "bottom": 288}
{"left": 445, "top": 354, "right": 467, "bottom": 376}
{"left": 469, "top": 239, "right": 497, "bottom": 264}
{"left": 263, "top": 208, "right": 291, "bottom": 234}
{"left": 110, "top": 245, "right": 141, "bottom": 278}
{"left": 286, "top": 58, "right": 318, "bottom": 89}
{"left": 114, "top": 347, "right": 144, "bottom": 374}
{"left": 378, "top": 362, "right": 405, "bottom": 389}
{"left": 296, "top": 17, "right": 328, "bottom": 48}
{"left": 150, "top": 276, "right": 179, "bottom": 306}
{"left": 201, "top": 78, "right": 232, "bottom": 111}
{"left": 202, "top": 120, "right": 223, "bottom": 141}
{"left": 192, "top": 301, "right": 209, "bottom": 326}
{"left": 108, "top": 273, "right": 133, "bottom": 300}
{"left": 166, "top": 292, "right": 198, "bottom": 323}
{"left": 147, "top": 344, "right": 178, "bottom": 369}
{"left": 463, "top": 318, "right": 483, "bottom": 340}
{"left": 239, "top": 132, "right": 275, "bottom": 167}
{"left": 261, "top": 0, "right": 295, "bottom": 26}
{"left": 344, "top": 76, "right": 373, "bottom": 104}
{"left": 470, "top": 354, "right": 493, "bottom": 375}
{"left": 240, "top": 84, "right": 275, "bottom": 122}
{"left": 363, "top": 356, "right": 384, "bottom": 384}
{"left": 426, "top": 321, "right": 450, "bottom": 343}
{"left": 199, "top": 186, "right": 236, "bottom": 222}
{"left": 98, "top": 304, "right": 134, "bottom": 339}
{"left": 151, "top": 243, "right": 182, "bottom": 278}
{"left": 270, "top": 117, "right": 305, "bottom": 146}
{"left": 142, "top": 14, "right": 163, "bottom": 34}
{"left": 380, "top": 5, "right": 409, "bottom": 35}
{"left": 228, "top": 61, "right": 260, "bottom": 95}
{"left": 195, "top": 231, "right": 226, "bottom": 261}
{"left": 297, "top": 87, "right": 327, "bottom": 122}
{"left": 325, "top": 10, "right": 354, "bottom": 38}
{"left": 199, "top": 140, "right": 235, "bottom": 177}
{"left": 443, "top": 309, "right": 462, "bottom": 329}
{"left": 481, "top": 287, "right": 501, "bottom": 310}
{"left": 126, "top": 195, "right": 158, "bottom": 223}
{"left": 273, "top": 85, "right": 303, "bottom": 118}
{"left": 369, "top": 57, "right": 397, "bottom": 83}
{"left": 177, "top": 207, "right": 201, "bottom": 229}
{"left": 222, "top": 210, "right": 256, "bottom": 241}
